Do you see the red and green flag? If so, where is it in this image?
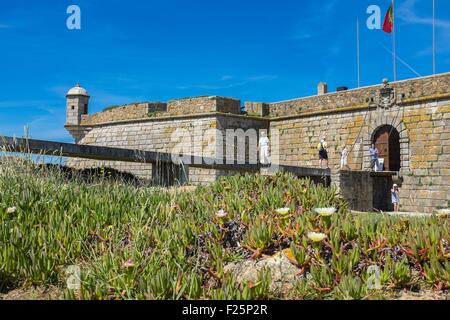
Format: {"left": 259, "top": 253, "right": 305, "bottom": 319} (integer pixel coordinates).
{"left": 382, "top": 2, "right": 394, "bottom": 33}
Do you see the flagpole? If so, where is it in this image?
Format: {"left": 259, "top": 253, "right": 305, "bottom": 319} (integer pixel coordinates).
{"left": 357, "top": 17, "right": 361, "bottom": 87}
{"left": 392, "top": 0, "right": 397, "bottom": 81}
{"left": 432, "top": 0, "right": 436, "bottom": 75}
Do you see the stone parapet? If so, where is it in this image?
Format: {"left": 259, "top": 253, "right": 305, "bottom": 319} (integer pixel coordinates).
{"left": 269, "top": 72, "right": 450, "bottom": 117}
{"left": 168, "top": 96, "right": 241, "bottom": 115}
{"left": 78, "top": 97, "right": 242, "bottom": 127}
{"left": 244, "top": 102, "right": 270, "bottom": 117}
{"left": 80, "top": 102, "right": 167, "bottom": 126}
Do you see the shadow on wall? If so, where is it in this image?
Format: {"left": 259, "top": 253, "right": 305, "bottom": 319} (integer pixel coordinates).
{"left": 339, "top": 170, "right": 396, "bottom": 212}
{"left": 42, "top": 164, "right": 143, "bottom": 185}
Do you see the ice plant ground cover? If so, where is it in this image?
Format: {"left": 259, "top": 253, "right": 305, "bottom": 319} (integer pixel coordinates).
{"left": 0, "top": 158, "right": 448, "bottom": 300}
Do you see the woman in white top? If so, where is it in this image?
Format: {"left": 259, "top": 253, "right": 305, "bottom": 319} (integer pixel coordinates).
{"left": 340, "top": 144, "right": 349, "bottom": 170}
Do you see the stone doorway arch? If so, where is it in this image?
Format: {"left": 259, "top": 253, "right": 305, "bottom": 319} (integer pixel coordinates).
{"left": 364, "top": 111, "right": 409, "bottom": 173}
{"left": 372, "top": 125, "right": 400, "bottom": 171}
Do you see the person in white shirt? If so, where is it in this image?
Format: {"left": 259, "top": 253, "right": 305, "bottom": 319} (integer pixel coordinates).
{"left": 259, "top": 131, "right": 270, "bottom": 166}
{"left": 340, "top": 144, "right": 349, "bottom": 170}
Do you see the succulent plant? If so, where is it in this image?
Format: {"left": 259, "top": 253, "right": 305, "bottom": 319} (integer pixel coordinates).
{"left": 1, "top": 158, "right": 448, "bottom": 300}
{"left": 243, "top": 218, "right": 273, "bottom": 254}
{"left": 289, "top": 242, "right": 310, "bottom": 267}
{"left": 335, "top": 275, "right": 368, "bottom": 300}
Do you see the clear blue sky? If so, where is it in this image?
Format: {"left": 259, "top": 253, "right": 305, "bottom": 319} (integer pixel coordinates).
{"left": 0, "top": 0, "right": 449, "bottom": 142}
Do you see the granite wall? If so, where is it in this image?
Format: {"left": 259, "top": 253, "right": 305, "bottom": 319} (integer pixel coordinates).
{"left": 167, "top": 96, "right": 241, "bottom": 116}
{"left": 65, "top": 73, "right": 450, "bottom": 212}
{"left": 80, "top": 102, "right": 167, "bottom": 126}
{"left": 67, "top": 115, "right": 220, "bottom": 184}
{"left": 269, "top": 73, "right": 450, "bottom": 117}
{"left": 269, "top": 99, "right": 450, "bottom": 212}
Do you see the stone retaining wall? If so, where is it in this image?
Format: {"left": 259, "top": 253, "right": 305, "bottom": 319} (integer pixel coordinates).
{"left": 68, "top": 116, "right": 219, "bottom": 184}
{"left": 338, "top": 171, "right": 394, "bottom": 212}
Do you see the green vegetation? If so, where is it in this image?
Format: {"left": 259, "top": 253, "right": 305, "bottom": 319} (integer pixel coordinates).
{"left": 146, "top": 111, "right": 165, "bottom": 118}
{"left": 102, "top": 105, "right": 122, "bottom": 112}
{"left": 103, "top": 102, "right": 146, "bottom": 112}
{"left": 0, "top": 158, "right": 448, "bottom": 300}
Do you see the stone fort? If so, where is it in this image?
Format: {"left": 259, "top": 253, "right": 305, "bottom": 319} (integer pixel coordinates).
{"left": 65, "top": 73, "right": 450, "bottom": 213}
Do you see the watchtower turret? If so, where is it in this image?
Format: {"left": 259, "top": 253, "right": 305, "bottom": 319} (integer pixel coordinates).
{"left": 66, "top": 84, "right": 89, "bottom": 126}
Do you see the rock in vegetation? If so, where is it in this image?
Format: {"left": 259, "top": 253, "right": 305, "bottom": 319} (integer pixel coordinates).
{"left": 224, "top": 252, "right": 301, "bottom": 294}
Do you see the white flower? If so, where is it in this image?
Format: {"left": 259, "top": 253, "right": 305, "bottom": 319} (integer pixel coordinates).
{"left": 275, "top": 208, "right": 291, "bottom": 215}
{"left": 314, "top": 207, "right": 337, "bottom": 217}
{"left": 216, "top": 209, "right": 228, "bottom": 218}
{"left": 6, "top": 207, "right": 17, "bottom": 214}
{"left": 307, "top": 232, "right": 327, "bottom": 242}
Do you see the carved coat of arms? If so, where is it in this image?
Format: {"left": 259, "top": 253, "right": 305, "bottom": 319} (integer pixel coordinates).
{"left": 368, "top": 79, "right": 402, "bottom": 110}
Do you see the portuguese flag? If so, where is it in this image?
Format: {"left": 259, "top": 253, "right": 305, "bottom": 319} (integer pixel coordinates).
{"left": 382, "top": 2, "right": 394, "bottom": 33}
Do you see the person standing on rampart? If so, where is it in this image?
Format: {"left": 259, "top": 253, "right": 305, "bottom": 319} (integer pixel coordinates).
{"left": 317, "top": 137, "right": 329, "bottom": 169}
{"left": 369, "top": 143, "right": 380, "bottom": 171}
{"left": 340, "top": 144, "right": 349, "bottom": 170}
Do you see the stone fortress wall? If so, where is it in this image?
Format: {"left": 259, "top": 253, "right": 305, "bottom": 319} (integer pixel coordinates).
{"left": 268, "top": 73, "right": 450, "bottom": 116}
{"left": 68, "top": 115, "right": 220, "bottom": 184}
{"left": 66, "top": 73, "right": 450, "bottom": 212}
{"left": 270, "top": 101, "right": 450, "bottom": 212}
{"left": 267, "top": 73, "right": 450, "bottom": 212}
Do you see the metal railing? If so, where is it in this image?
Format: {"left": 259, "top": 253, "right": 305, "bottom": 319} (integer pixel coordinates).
{"left": 0, "top": 136, "right": 330, "bottom": 177}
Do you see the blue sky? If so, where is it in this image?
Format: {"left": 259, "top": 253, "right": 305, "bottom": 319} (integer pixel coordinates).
{"left": 0, "top": 0, "right": 449, "bottom": 142}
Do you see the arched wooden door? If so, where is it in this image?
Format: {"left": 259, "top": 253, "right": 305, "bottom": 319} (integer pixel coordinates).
{"left": 373, "top": 125, "right": 400, "bottom": 171}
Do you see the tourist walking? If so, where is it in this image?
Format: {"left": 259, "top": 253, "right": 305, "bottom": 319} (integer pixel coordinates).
{"left": 317, "top": 137, "right": 329, "bottom": 168}
{"left": 391, "top": 184, "right": 400, "bottom": 212}
{"left": 340, "top": 144, "right": 349, "bottom": 170}
{"left": 259, "top": 131, "right": 270, "bottom": 166}
{"left": 369, "top": 143, "right": 380, "bottom": 171}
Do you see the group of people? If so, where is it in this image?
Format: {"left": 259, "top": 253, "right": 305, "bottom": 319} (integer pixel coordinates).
{"left": 259, "top": 133, "right": 383, "bottom": 171}
{"left": 317, "top": 138, "right": 384, "bottom": 172}
{"left": 259, "top": 134, "right": 352, "bottom": 170}
{"left": 317, "top": 138, "right": 399, "bottom": 211}
{"left": 317, "top": 137, "right": 350, "bottom": 170}
{"left": 260, "top": 135, "right": 386, "bottom": 173}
